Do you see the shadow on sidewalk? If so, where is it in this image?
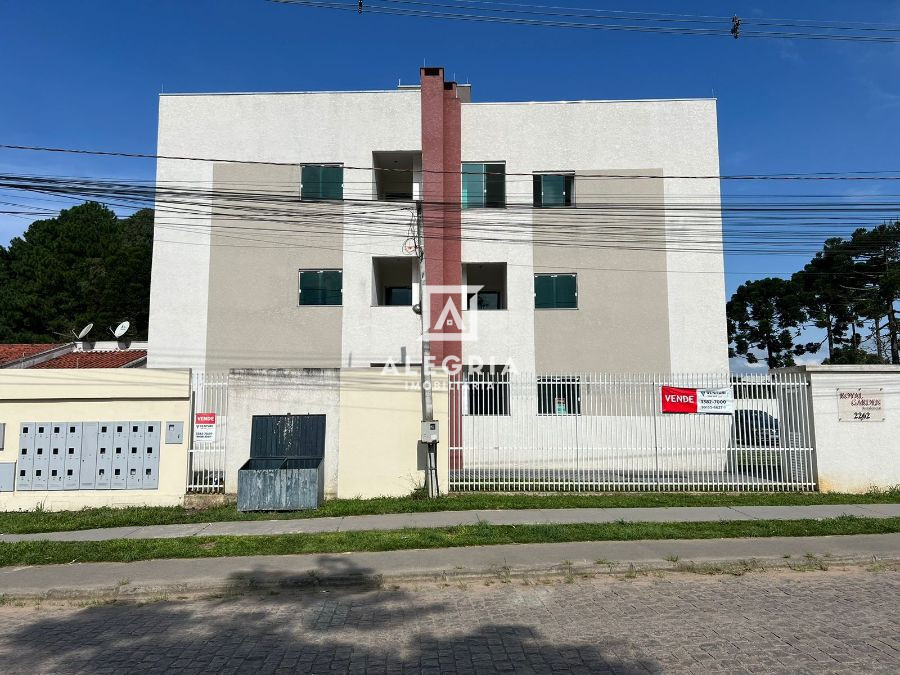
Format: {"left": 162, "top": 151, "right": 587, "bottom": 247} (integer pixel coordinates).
{"left": 0, "top": 555, "right": 659, "bottom": 673}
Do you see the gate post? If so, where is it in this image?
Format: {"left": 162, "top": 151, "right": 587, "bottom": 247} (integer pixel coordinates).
{"left": 775, "top": 365, "right": 900, "bottom": 493}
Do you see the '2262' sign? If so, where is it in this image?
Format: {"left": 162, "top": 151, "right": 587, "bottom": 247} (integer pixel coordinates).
{"left": 837, "top": 389, "right": 884, "bottom": 422}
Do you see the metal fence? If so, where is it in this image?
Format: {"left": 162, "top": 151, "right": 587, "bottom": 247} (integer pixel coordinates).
{"left": 448, "top": 371, "right": 816, "bottom": 492}
{"left": 187, "top": 371, "right": 228, "bottom": 493}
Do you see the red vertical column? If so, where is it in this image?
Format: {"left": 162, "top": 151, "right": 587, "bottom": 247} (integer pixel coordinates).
{"left": 420, "top": 67, "right": 462, "bottom": 367}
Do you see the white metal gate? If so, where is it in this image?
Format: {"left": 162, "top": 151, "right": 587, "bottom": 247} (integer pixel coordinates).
{"left": 187, "top": 371, "right": 228, "bottom": 492}
{"left": 448, "top": 372, "right": 816, "bottom": 492}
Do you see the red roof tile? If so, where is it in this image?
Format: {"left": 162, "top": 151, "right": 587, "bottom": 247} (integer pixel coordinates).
{"left": 0, "top": 344, "right": 60, "bottom": 366}
{"left": 31, "top": 350, "right": 147, "bottom": 369}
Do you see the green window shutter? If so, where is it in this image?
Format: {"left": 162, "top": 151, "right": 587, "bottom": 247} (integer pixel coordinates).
{"left": 534, "top": 174, "right": 573, "bottom": 207}
{"left": 299, "top": 270, "right": 342, "bottom": 306}
{"left": 301, "top": 166, "right": 321, "bottom": 200}
{"left": 302, "top": 166, "right": 342, "bottom": 200}
{"left": 534, "top": 275, "right": 555, "bottom": 309}
{"left": 535, "top": 274, "right": 577, "bottom": 308}
{"left": 555, "top": 274, "right": 577, "bottom": 308}
{"left": 322, "top": 270, "right": 343, "bottom": 305}
{"left": 321, "top": 166, "right": 343, "bottom": 200}
{"left": 461, "top": 163, "right": 484, "bottom": 209}
{"left": 541, "top": 175, "right": 565, "bottom": 207}
{"left": 299, "top": 270, "right": 323, "bottom": 305}
{"left": 484, "top": 163, "right": 505, "bottom": 208}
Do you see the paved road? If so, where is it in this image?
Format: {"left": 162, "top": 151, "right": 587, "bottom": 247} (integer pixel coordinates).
{"left": 3, "top": 503, "right": 899, "bottom": 543}
{"left": 0, "top": 567, "right": 896, "bottom": 673}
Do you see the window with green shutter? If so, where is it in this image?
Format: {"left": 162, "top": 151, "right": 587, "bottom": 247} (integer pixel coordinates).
{"left": 299, "top": 269, "right": 342, "bottom": 306}
{"left": 301, "top": 165, "right": 343, "bottom": 201}
{"left": 534, "top": 273, "right": 577, "bottom": 309}
{"left": 462, "top": 163, "right": 505, "bottom": 208}
{"left": 533, "top": 174, "right": 574, "bottom": 207}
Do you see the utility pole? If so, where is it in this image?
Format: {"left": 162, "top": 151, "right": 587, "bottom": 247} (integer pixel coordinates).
{"left": 415, "top": 200, "right": 439, "bottom": 497}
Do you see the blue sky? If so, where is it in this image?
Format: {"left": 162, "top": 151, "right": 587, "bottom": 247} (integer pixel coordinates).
{"left": 1, "top": 0, "right": 899, "bottom": 309}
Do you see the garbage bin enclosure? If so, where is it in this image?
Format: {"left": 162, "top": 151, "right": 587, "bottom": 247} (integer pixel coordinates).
{"left": 237, "top": 457, "right": 324, "bottom": 511}
{"left": 237, "top": 414, "right": 326, "bottom": 511}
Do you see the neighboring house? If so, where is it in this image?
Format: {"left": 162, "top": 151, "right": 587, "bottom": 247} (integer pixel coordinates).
{"left": 0, "top": 342, "right": 147, "bottom": 369}
{"left": 148, "top": 66, "right": 728, "bottom": 375}
{"left": 0, "top": 344, "right": 62, "bottom": 368}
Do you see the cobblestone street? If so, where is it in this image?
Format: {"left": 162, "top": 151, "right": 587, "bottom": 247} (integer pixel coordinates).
{"left": 0, "top": 566, "right": 897, "bottom": 673}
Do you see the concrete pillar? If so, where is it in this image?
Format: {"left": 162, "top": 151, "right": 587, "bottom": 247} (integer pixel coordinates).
{"left": 420, "top": 66, "right": 462, "bottom": 366}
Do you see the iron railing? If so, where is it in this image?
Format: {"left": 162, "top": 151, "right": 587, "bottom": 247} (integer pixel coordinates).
{"left": 448, "top": 371, "right": 816, "bottom": 492}
{"left": 187, "top": 371, "right": 228, "bottom": 492}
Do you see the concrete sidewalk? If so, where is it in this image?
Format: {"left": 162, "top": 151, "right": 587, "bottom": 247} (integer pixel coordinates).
{"left": 1, "top": 533, "right": 897, "bottom": 599}
{"left": 1, "top": 503, "right": 898, "bottom": 543}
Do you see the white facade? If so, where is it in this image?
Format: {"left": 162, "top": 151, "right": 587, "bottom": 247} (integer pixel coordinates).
{"left": 149, "top": 85, "right": 728, "bottom": 374}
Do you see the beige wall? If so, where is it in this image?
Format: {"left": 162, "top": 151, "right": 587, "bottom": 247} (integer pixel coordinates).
{"left": 0, "top": 369, "right": 191, "bottom": 511}
{"left": 533, "top": 171, "right": 670, "bottom": 372}
{"left": 337, "top": 369, "right": 449, "bottom": 499}
{"left": 222, "top": 368, "right": 448, "bottom": 501}
{"left": 205, "top": 162, "right": 344, "bottom": 370}
{"left": 224, "top": 368, "right": 341, "bottom": 498}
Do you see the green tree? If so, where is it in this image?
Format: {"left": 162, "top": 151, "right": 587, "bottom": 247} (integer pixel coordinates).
{"left": 727, "top": 277, "right": 819, "bottom": 369}
{"left": 0, "top": 202, "right": 153, "bottom": 342}
{"left": 843, "top": 222, "right": 900, "bottom": 364}
{"left": 823, "top": 345, "right": 886, "bottom": 365}
{"left": 792, "top": 236, "right": 856, "bottom": 357}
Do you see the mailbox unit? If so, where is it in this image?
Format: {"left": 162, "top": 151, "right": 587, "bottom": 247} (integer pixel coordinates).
{"left": 15, "top": 421, "right": 163, "bottom": 492}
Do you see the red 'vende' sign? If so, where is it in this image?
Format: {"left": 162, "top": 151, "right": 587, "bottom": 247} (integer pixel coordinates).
{"left": 661, "top": 386, "right": 698, "bottom": 413}
{"left": 195, "top": 413, "right": 216, "bottom": 425}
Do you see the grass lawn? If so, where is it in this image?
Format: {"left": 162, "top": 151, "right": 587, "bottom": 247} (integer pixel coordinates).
{"left": 0, "top": 516, "right": 896, "bottom": 567}
{"left": 0, "top": 488, "right": 897, "bottom": 536}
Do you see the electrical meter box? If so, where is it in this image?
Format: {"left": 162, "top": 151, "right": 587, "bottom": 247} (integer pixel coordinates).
{"left": 420, "top": 420, "right": 439, "bottom": 443}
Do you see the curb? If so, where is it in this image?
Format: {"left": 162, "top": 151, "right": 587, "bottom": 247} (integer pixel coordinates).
{"left": 4, "top": 551, "right": 897, "bottom": 602}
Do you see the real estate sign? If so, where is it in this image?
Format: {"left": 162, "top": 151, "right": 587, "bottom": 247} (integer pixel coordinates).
{"left": 837, "top": 389, "right": 884, "bottom": 422}
{"left": 194, "top": 412, "right": 217, "bottom": 441}
{"left": 661, "top": 386, "right": 734, "bottom": 414}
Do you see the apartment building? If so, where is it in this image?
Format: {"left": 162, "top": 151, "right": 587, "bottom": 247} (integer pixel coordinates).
{"left": 148, "top": 67, "right": 728, "bottom": 374}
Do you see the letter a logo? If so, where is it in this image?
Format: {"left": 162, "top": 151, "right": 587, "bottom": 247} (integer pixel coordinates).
{"left": 433, "top": 297, "right": 465, "bottom": 333}
{"left": 421, "top": 284, "right": 481, "bottom": 342}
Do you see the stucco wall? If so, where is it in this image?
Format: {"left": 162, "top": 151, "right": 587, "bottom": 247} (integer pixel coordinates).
{"left": 461, "top": 99, "right": 728, "bottom": 373}
{"left": 778, "top": 365, "right": 900, "bottom": 493}
{"left": 224, "top": 369, "right": 341, "bottom": 497}
{"left": 150, "top": 90, "right": 422, "bottom": 371}
{"left": 206, "top": 163, "right": 345, "bottom": 369}
{"left": 151, "top": 90, "right": 727, "bottom": 375}
{"left": 337, "top": 369, "right": 449, "bottom": 498}
{"left": 0, "top": 369, "right": 191, "bottom": 511}
{"left": 223, "top": 368, "right": 447, "bottom": 500}
{"left": 532, "top": 171, "right": 670, "bottom": 373}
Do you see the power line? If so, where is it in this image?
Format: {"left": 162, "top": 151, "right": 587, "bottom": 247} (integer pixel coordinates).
{"left": 3, "top": 143, "right": 900, "bottom": 181}
{"left": 428, "top": 1, "right": 900, "bottom": 30}
{"left": 3, "top": 173, "right": 896, "bottom": 260}
{"left": 270, "top": 0, "right": 900, "bottom": 43}
{"left": 3, "top": 187, "right": 893, "bottom": 280}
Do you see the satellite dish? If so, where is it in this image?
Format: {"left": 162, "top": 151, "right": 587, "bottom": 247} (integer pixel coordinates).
{"left": 112, "top": 321, "right": 130, "bottom": 339}
{"left": 74, "top": 323, "right": 93, "bottom": 340}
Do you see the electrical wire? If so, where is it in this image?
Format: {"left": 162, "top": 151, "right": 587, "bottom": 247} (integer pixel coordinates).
{"left": 269, "top": 0, "right": 900, "bottom": 43}
{"left": 2, "top": 172, "right": 897, "bottom": 262}
{"left": 3, "top": 143, "right": 900, "bottom": 181}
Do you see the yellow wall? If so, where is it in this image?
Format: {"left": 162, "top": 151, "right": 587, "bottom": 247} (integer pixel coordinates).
{"left": 0, "top": 369, "right": 191, "bottom": 511}
{"left": 336, "top": 369, "right": 449, "bottom": 499}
